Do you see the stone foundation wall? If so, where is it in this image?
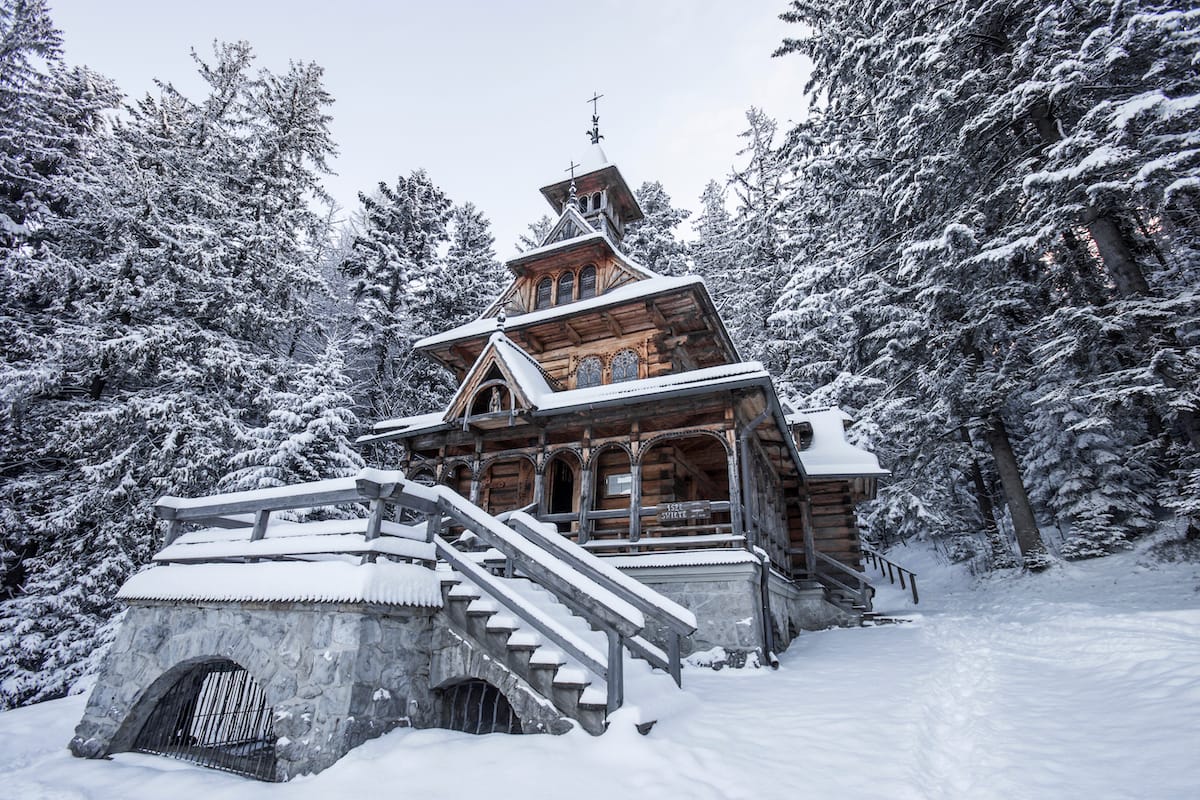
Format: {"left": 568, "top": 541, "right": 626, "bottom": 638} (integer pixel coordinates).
{"left": 620, "top": 561, "right": 862, "bottom": 657}
{"left": 70, "top": 600, "right": 436, "bottom": 780}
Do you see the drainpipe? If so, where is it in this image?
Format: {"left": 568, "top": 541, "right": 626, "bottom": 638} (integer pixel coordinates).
{"left": 737, "top": 410, "right": 774, "bottom": 662}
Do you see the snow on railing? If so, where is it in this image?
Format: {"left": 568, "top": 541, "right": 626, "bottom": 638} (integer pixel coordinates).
{"left": 498, "top": 509, "right": 697, "bottom": 686}
{"left": 153, "top": 468, "right": 689, "bottom": 715}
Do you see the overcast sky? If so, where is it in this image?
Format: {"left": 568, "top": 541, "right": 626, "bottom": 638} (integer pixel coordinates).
{"left": 49, "top": 0, "right": 810, "bottom": 257}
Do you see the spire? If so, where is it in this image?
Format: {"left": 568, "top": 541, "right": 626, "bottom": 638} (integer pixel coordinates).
{"left": 587, "top": 91, "right": 604, "bottom": 145}
{"left": 564, "top": 159, "right": 580, "bottom": 212}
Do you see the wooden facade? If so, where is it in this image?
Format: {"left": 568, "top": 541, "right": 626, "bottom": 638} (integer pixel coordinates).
{"left": 365, "top": 148, "right": 886, "bottom": 593}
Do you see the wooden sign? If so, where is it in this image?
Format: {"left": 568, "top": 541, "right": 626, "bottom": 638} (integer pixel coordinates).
{"left": 657, "top": 501, "right": 712, "bottom": 522}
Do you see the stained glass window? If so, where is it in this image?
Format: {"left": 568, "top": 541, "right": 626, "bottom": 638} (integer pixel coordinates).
{"left": 577, "top": 356, "right": 602, "bottom": 389}
{"left": 579, "top": 265, "right": 597, "bottom": 299}
{"left": 557, "top": 271, "right": 574, "bottom": 305}
{"left": 535, "top": 277, "right": 552, "bottom": 309}
{"left": 612, "top": 349, "right": 639, "bottom": 383}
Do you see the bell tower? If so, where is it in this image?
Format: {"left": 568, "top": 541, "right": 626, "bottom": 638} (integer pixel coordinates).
{"left": 538, "top": 93, "right": 643, "bottom": 245}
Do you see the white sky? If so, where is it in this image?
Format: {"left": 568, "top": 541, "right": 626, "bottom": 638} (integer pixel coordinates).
{"left": 49, "top": 0, "right": 810, "bottom": 257}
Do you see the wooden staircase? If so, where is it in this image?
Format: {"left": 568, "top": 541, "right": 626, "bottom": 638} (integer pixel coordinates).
{"left": 152, "top": 468, "right": 698, "bottom": 737}
{"left": 438, "top": 569, "right": 609, "bottom": 734}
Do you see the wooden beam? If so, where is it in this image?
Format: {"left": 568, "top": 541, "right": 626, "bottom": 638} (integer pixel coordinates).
{"left": 602, "top": 311, "right": 624, "bottom": 337}
{"left": 564, "top": 321, "right": 583, "bottom": 346}
{"left": 646, "top": 301, "right": 671, "bottom": 332}
{"left": 521, "top": 329, "right": 544, "bottom": 353}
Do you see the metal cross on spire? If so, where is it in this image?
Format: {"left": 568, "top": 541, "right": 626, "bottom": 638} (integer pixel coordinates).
{"left": 587, "top": 91, "right": 604, "bottom": 144}
{"left": 565, "top": 159, "right": 581, "bottom": 200}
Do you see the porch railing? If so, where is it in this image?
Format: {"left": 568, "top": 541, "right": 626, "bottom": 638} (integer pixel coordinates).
{"left": 862, "top": 547, "right": 919, "bottom": 604}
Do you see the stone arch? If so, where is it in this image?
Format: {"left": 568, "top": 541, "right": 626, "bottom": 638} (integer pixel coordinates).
{"left": 102, "top": 640, "right": 286, "bottom": 759}
{"left": 126, "top": 656, "right": 278, "bottom": 780}
{"left": 434, "top": 678, "right": 523, "bottom": 735}
{"left": 428, "top": 633, "right": 570, "bottom": 736}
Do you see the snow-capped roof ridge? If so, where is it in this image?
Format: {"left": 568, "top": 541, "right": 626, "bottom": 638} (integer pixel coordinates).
{"left": 442, "top": 331, "right": 556, "bottom": 422}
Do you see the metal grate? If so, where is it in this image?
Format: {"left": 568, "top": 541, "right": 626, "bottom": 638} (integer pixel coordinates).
{"left": 133, "top": 658, "right": 278, "bottom": 781}
{"left": 439, "top": 680, "right": 523, "bottom": 735}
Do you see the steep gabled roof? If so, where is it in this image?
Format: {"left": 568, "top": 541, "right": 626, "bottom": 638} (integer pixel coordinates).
{"left": 540, "top": 203, "right": 595, "bottom": 247}
{"left": 442, "top": 332, "right": 558, "bottom": 421}
{"left": 421, "top": 274, "right": 705, "bottom": 351}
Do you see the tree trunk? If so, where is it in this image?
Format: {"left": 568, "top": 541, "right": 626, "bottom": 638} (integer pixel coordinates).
{"left": 960, "top": 427, "right": 1016, "bottom": 568}
{"left": 982, "top": 415, "right": 1049, "bottom": 569}
{"left": 1083, "top": 211, "right": 1152, "bottom": 297}
{"left": 1029, "top": 100, "right": 1151, "bottom": 298}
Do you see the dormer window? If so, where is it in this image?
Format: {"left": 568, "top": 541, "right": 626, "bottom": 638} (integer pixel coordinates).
{"left": 535, "top": 277, "right": 553, "bottom": 310}
{"left": 579, "top": 265, "right": 597, "bottom": 300}
{"left": 576, "top": 356, "right": 602, "bottom": 389}
{"left": 557, "top": 271, "right": 574, "bottom": 305}
{"left": 612, "top": 349, "right": 639, "bottom": 383}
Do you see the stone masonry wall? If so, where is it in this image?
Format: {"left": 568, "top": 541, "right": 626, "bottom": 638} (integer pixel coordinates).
{"left": 70, "top": 600, "right": 436, "bottom": 780}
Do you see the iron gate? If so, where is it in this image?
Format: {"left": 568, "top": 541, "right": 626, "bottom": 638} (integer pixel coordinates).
{"left": 439, "top": 679, "right": 523, "bottom": 735}
{"left": 133, "top": 658, "right": 278, "bottom": 781}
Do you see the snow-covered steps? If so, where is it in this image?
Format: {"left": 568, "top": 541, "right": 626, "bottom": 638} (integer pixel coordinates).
{"left": 437, "top": 569, "right": 606, "bottom": 734}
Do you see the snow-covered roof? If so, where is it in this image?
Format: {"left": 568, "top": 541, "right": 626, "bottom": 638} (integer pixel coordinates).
{"left": 442, "top": 332, "right": 557, "bottom": 419}
{"left": 538, "top": 203, "right": 596, "bottom": 247}
{"left": 117, "top": 561, "right": 444, "bottom": 606}
{"left": 535, "top": 361, "right": 770, "bottom": 415}
{"left": 786, "top": 407, "right": 890, "bottom": 478}
{"left": 602, "top": 550, "right": 761, "bottom": 569}
{"left": 579, "top": 142, "right": 610, "bottom": 172}
{"left": 416, "top": 274, "right": 705, "bottom": 350}
{"left": 367, "top": 411, "right": 447, "bottom": 438}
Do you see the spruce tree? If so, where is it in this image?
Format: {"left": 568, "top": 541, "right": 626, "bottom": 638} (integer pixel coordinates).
{"left": 622, "top": 181, "right": 690, "bottom": 275}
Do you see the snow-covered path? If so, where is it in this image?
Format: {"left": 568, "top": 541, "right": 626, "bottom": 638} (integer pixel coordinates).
{"left": 2, "top": 547, "right": 1198, "bottom": 799}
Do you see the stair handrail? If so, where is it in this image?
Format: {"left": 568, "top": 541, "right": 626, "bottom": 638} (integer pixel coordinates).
{"left": 813, "top": 551, "right": 874, "bottom": 612}
{"left": 500, "top": 510, "right": 697, "bottom": 686}
{"left": 434, "top": 537, "right": 608, "bottom": 678}
{"left": 861, "top": 547, "right": 919, "bottom": 604}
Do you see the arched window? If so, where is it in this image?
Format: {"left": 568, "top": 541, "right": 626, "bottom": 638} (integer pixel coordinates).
{"left": 576, "top": 356, "right": 602, "bottom": 389}
{"left": 592, "top": 192, "right": 602, "bottom": 210}
{"left": 557, "top": 271, "right": 574, "bottom": 305}
{"left": 611, "top": 349, "right": 639, "bottom": 383}
{"left": 578, "top": 196, "right": 588, "bottom": 212}
{"left": 535, "top": 277, "right": 553, "bottom": 309}
{"left": 579, "top": 265, "right": 597, "bottom": 300}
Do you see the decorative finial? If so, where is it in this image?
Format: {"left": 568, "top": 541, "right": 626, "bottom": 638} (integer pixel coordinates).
{"left": 587, "top": 91, "right": 604, "bottom": 144}
{"left": 497, "top": 306, "right": 507, "bottom": 331}
{"left": 564, "top": 160, "right": 580, "bottom": 209}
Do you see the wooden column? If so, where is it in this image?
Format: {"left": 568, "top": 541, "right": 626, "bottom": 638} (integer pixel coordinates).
{"left": 629, "top": 420, "right": 642, "bottom": 542}
{"left": 577, "top": 465, "right": 593, "bottom": 544}
{"left": 578, "top": 427, "right": 593, "bottom": 544}
{"left": 469, "top": 437, "right": 483, "bottom": 505}
{"left": 726, "top": 427, "right": 744, "bottom": 540}
{"left": 534, "top": 433, "right": 548, "bottom": 516}
{"left": 799, "top": 494, "right": 817, "bottom": 578}
{"left": 629, "top": 460, "right": 643, "bottom": 543}
{"left": 738, "top": 432, "right": 758, "bottom": 550}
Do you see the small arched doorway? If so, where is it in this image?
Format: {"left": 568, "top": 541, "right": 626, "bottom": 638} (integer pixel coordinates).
{"left": 438, "top": 679, "right": 523, "bottom": 735}
{"left": 132, "top": 658, "right": 277, "bottom": 781}
{"left": 544, "top": 452, "right": 579, "bottom": 533}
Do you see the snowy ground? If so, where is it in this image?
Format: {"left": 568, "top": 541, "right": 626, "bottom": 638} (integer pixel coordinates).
{"left": 3, "top": 540, "right": 1199, "bottom": 800}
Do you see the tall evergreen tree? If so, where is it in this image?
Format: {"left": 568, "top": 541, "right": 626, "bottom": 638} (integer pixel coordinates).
{"left": 339, "top": 170, "right": 452, "bottom": 421}
{"left": 622, "top": 181, "right": 690, "bottom": 275}
{"left": 0, "top": 36, "right": 337, "bottom": 707}
{"left": 771, "top": 0, "right": 1199, "bottom": 564}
